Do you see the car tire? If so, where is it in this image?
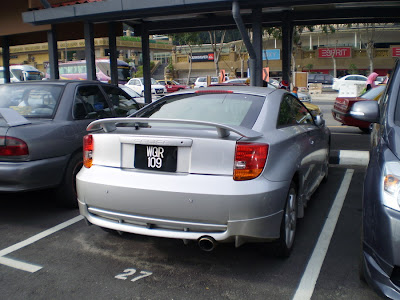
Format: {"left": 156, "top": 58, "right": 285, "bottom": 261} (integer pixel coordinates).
{"left": 275, "top": 181, "right": 297, "bottom": 258}
{"left": 56, "top": 152, "right": 82, "bottom": 209}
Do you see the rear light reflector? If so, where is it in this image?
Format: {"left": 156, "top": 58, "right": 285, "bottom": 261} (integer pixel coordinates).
{"left": 234, "top": 142, "right": 268, "bottom": 181}
{"left": 0, "top": 136, "right": 29, "bottom": 157}
{"left": 83, "top": 134, "right": 93, "bottom": 168}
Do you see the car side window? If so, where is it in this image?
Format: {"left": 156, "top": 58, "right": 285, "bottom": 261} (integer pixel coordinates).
{"left": 278, "top": 95, "right": 297, "bottom": 126}
{"left": 73, "top": 85, "right": 112, "bottom": 120}
{"left": 102, "top": 86, "right": 140, "bottom": 117}
{"left": 278, "top": 95, "right": 314, "bottom": 127}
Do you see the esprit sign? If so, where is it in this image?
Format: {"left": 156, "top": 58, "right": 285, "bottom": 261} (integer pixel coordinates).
{"left": 392, "top": 47, "right": 400, "bottom": 57}
{"left": 191, "top": 53, "right": 214, "bottom": 62}
{"left": 318, "top": 47, "right": 352, "bottom": 58}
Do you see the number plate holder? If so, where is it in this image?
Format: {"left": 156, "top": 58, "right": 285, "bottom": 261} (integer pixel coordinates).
{"left": 134, "top": 145, "right": 177, "bottom": 172}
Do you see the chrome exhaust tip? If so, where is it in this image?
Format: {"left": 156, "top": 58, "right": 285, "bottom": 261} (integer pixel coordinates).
{"left": 198, "top": 236, "right": 217, "bottom": 252}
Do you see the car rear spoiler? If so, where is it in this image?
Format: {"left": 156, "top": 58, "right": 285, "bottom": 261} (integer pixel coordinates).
{"left": 0, "top": 108, "right": 31, "bottom": 127}
{"left": 87, "top": 117, "right": 262, "bottom": 139}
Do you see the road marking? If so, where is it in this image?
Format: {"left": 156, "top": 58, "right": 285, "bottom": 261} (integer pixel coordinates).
{"left": 292, "top": 169, "right": 354, "bottom": 300}
{"left": 0, "top": 215, "right": 83, "bottom": 273}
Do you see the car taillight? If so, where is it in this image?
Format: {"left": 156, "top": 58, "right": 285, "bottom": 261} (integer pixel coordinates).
{"left": 0, "top": 136, "right": 29, "bottom": 157}
{"left": 83, "top": 134, "right": 93, "bottom": 168}
{"left": 234, "top": 142, "right": 268, "bottom": 181}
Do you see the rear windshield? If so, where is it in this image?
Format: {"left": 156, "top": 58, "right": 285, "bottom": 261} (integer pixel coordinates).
{"left": 359, "top": 84, "right": 386, "bottom": 100}
{"left": 135, "top": 92, "right": 264, "bottom": 128}
{"left": 0, "top": 84, "right": 63, "bottom": 118}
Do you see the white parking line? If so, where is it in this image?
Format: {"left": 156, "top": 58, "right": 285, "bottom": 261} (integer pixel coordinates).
{"left": 0, "top": 215, "right": 83, "bottom": 273}
{"left": 292, "top": 169, "right": 354, "bottom": 300}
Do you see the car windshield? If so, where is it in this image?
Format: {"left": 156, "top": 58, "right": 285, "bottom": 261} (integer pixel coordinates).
{"left": 135, "top": 92, "right": 264, "bottom": 128}
{"left": 0, "top": 84, "right": 63, "bottom": 118}
{"left": 360, "top": 84, "right": 386, "bottom": 100}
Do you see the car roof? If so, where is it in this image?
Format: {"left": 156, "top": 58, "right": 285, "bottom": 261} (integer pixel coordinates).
{"left": 2, "top": 79, "right": 108, "bottom": 86}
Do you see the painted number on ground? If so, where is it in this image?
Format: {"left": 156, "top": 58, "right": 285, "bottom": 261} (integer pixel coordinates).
{"left": 115, "top": 268, "right": 153, "bottom": 282}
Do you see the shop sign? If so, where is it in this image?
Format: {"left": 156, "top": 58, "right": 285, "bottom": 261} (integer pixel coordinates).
{"left": 262, "top": 49, "right": 280, "bottom": 61}
{"left": 318, "top": 47, "right": 352, "bottom": 58}
{"left": 392, "top": 47, "right": 400, "bottom": 57}
{"left": 191, "top": 53, "right": 214, "bottom": 62}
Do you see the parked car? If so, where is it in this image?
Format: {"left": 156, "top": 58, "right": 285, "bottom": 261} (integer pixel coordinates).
{"left": 308, "top": 74, "right": 334, "bottom": 87}
{"left": 125, "top": 77, "right": 166, "bottom": 96}
{"left": 332, "top": 74, "right": 368, "bottom": 91}
{"left": 193, "top": 76, "right": 219, "bottom": 88}
{"left": 332, "top": 84, "right": 386, "bottom": 133}
{"left": 0, "top": 80, "right": 141, "bottom": 207}
{"left": 118, "top": 84, "right": 159, "bottom": 105}
{"left": 157, "top": 80, "right": 190, "bottom": 93}
{"left": 349, "top": 59, "right": 400, "bottom": 299}
{"left": 224, "top": 78, "right": 248, "bottom": 84}
{"left": 76, "top": 86, "right": 330, "bottom": 257}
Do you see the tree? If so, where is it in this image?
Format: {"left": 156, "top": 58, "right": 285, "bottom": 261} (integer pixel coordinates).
{"left": 321, "top": 25, "right": 337, "bottom": 78}
{"left": 208, "top": 30, "right": 226, "bottom": 76}
{"left": 170, "top": 32, "right": 202, "bottom": 85}
{"left": 358, "top": 23, "right": 383, "bottom": 74}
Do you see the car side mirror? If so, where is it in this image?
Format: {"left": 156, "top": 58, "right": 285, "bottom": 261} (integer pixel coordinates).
{"left": 350, "top": 101, "right": 379, "bottom": 123}
{"left": 314, "top": 114, "right": 325, "bottom": 127}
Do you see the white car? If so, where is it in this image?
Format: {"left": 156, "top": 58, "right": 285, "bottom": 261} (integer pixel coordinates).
{"left": 118, "top": 84, "right": 160, "bottom": 104}
{"left": 125, "top": 77, "right": 166, "bottom": 96}
{"left": 194, "top": 76, "right": 219, "bottom": 88}
{"left": 332, "top": 74, "right": 368, "bottom": 91}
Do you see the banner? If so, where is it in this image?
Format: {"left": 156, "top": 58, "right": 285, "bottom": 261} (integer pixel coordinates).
{"left": 392, "top": 47, "right": 400, "bottom": 57}
{"left": 219, "top": 69, "right": 226, "bottom": 82}
{"left": 191, "top": 53, "right": 214, "bottom": 62}
{"left": 262, "top": 49, "right": 280, "bottom": 61}
{"left": 262, "top": 67, "right": 270, "bottom": 82}
{"left": 318, "top": 47, "right": 352, "bottom": 58}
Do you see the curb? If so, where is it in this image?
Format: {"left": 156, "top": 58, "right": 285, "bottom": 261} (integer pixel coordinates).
{"left": 329, "top": 150, "right": 369, "bottom": 166}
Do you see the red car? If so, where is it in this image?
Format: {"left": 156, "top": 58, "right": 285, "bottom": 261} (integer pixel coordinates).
{"left": 332, "top": 84, "right": 386, "bottom": 133}
{"left": 157, "top": 80, "right": 190, "bottom": 93}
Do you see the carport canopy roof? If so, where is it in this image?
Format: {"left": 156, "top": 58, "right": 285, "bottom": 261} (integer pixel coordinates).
{"left": 23, "top": 0, "right": 400, "bottom": 35}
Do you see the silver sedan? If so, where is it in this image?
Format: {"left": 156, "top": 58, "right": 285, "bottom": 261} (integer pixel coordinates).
{"left": 76, "top": 86, "right": 330, "bottom": 257}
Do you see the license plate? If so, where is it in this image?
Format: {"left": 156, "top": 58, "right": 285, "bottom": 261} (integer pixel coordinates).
{"left": 156, "top": 89, "right": 163, "bottom": 94}
{"left": 134, "top": 145, "right": 177, "bottom": 172}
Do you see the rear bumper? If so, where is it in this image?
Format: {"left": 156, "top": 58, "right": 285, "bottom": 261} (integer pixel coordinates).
{"left": 77, "top": 165, "right": 289, "bottom": 245}
{"left": 0, "top": 155, "right": 68, "bottom": 192}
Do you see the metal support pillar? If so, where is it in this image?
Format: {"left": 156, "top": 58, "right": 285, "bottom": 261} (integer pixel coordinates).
{"left": 84, "top": 22, "right": 96, "bottom": 81}
{"left": 232, "top": 1, "right": 257, "bottom": 86}
{"left": 108, "top": 22, "right": 118, "bottom": 85}
{"left": 281, "top": 12, "right": 293, "bottom": 85}
{"left": 2, "top": 36, "right": 10, "bottom": 83}
{"left": 252, "top": 7, "right": 263, "bottom": 86}
{"left": 47, "top": 25, "right": 59, "bottom": 79}
{"left": 141, "top": 24, "right": 151, "bottom": 104}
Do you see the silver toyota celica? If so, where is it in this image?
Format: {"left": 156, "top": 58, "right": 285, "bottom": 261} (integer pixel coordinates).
{"left": 77, "top": 86, "right": 330, "bottom": 257}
